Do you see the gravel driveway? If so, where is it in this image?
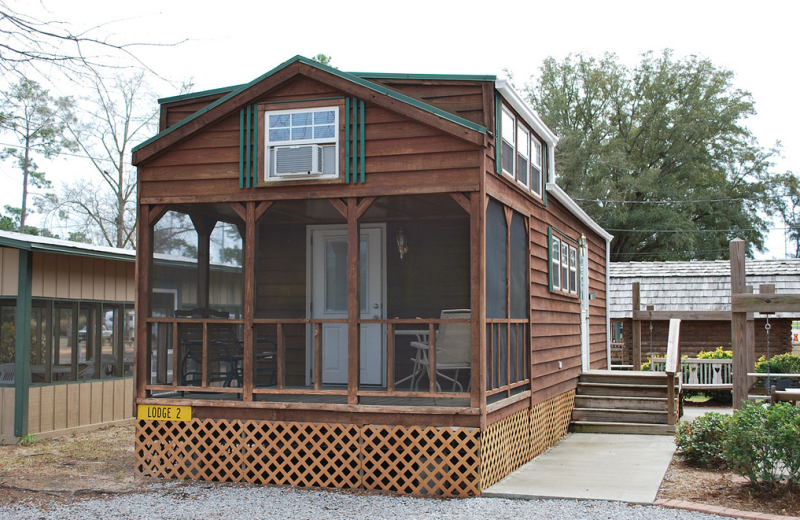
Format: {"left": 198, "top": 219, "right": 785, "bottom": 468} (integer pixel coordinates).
{"left": 0, "top": 481, "right": 730, "bottom": 520}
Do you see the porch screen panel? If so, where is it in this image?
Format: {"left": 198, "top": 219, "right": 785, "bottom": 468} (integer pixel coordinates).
{"left": 485, "top": 199, "right": 507, "bottom": 388}
{"left": 509, "top": 212, "right": 528, "bottom": 383}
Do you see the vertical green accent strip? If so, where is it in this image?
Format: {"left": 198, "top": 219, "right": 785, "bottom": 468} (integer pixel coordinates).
{"left": 245, "top": 106, "right": 252, "bottom": 188}
{"left": 344, "top": 98, "right": 350, "bottom": 184}
{"left": 14, "top": 249, "right": 32, "bottom": 437}
{"left": 359, "top": 100, "right": 365, "bottom": 184}
{"left": 351, "top": 98, "right": 358, "bottom": 185}
{"left": 542, "top": 143, "right": 548, "bottom": 207}
{"left": 252, "top": 105, "right": 258, "bottom": 187}
{"left": 547, "top": 227, "right": 553, "bottom": 293}
{"left": 494, "top": 92, "right": 501, "bottom": 175}
{"left": 239, "top": 109, "right": 245, "bottom": 189}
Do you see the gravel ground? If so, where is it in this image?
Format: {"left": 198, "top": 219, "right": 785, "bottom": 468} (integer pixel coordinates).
{"left": 0, "top": 481, "right": 731, "bottom": 520}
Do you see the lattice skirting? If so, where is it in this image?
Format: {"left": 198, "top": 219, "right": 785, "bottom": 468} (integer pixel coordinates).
{"left": 135, "top": 390, "right": 574, "bottom": 497}
{"left": 137, "top": 419, "right": 480, "bottom": 497}
{"left": 481, "top": 389, "right": 575, "bottom": 490}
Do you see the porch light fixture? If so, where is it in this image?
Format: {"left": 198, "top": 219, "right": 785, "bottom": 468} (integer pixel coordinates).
{"left": 396, "top": 228, "right": 408, "bottom": 260}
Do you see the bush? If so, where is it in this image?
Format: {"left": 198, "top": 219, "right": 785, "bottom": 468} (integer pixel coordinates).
{"left": 675, "top": 412, "right": 730, "bottom": 465}
{"left": 724, "top": 402, "right": 800, "bottom": 488}
{"left": 754, "top": 353, "right": 800, "bottom": 374}
{"left": 697, "top": 346, "right": 733, "bottom": 360}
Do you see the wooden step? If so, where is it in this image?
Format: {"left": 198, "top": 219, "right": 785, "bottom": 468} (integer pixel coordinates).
{"left": 571, "top": 421, "right": 676, "bottom": 436}
{"left": 572, "top": 407, "right": 669, "bottom": 425}
{"left": 580, "top": 370, "right": 679, "bottom": 385}
{"left": 574, "top": 395, "right": 668, "bottom": 411}
{"left": 577, "top": 382, "right": 670, "bottom": 398}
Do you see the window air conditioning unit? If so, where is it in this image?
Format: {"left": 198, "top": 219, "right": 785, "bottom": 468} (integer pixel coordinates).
{"left": 274, "top": 145, "right": 323, "bottom": 176}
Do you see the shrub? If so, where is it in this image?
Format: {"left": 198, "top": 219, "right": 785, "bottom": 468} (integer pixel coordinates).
{"left": 675, "top": 412, "right": 730, "bottom": 465}
{"left": 724, "top": 402, "right": 800, "bottom": 488}
{"left": 754, "top": 353, "right": 800, "bottom": 374}
{"left": 696, "top": 346, "right": 733, "bottom": 360}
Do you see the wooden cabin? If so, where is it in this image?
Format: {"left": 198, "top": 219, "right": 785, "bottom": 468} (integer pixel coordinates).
{"left": 609, "top": 260, "right": 798, "bottom": 367}
{"left": 131, "top": 55, "right": 613, "bottom": 496}
{"left": 0, "top": 231, "right": 136, "bottom": 444}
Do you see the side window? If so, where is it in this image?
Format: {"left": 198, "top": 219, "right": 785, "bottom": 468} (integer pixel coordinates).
{"left": 551, "top": 235, "right": 561, "bottom": 291}
{"left": 531, "top": 139, "right": 542, "bottom": 197}
{"left": 569, "top": 246, "right": 577, "bottom": 294}
{"left": 516, "top": 124, "right": 529, "bottom": 188}
{"left": 265, "top": 107, "right": 339, "bottom": 179}
{"left": 561, "top": 242, "right": 569, "bottom": 293}
{"left": 501, "top": 107, "right": 515, "bottom": 178}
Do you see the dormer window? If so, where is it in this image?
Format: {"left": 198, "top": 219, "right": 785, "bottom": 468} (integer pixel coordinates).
{"left": 265, "top": 107, "right": 339, "bottom": 180}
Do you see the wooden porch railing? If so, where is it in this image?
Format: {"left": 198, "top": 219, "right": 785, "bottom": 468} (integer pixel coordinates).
{"left": 143, "top": 317, "right": 477, "bottom": 401}
{"left": 651, "top": 358, "right": 733, "bottom": 390}
{"left": 485, "top": 320, "right": 530, "bottom": 400}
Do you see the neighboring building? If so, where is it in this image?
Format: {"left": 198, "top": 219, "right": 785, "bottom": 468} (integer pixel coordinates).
{"left": 0, "top": 231, "right": 136, "bottom": 444}
{"left": 609, "top": 260, "right": 799, "bottom": 365}
{"left": 130, "top": 56, "right": 612, "bottom": 496}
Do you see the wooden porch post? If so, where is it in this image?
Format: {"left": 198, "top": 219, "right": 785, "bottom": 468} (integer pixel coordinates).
{"left": 632, "top": 282, "right": 641, "bottom": 369}
{"left": 242, "top": 202, "right": 256, "bottom": 402}
{"left": 730, "top": 239, "right": 747, "bottom": 409}
{"left": 135, "top": 204, "right": 153, "bottom": 400}
{"left": 347, "top": 197, "right": 360, "bottom": 405}
{"left": 471, "top": 190, "right": 486, "bottom": 414}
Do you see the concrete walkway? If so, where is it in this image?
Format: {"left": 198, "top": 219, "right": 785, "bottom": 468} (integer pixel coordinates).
{"left": 482, "top": 433, "right": 676, "bottom": 504}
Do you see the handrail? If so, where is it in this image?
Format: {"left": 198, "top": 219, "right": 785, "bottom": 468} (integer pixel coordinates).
{"left": 664, "top": 318, "right": 681, "bottom": 425}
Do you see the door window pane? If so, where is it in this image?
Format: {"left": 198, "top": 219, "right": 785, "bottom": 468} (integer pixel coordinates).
{"left": 325, "top": 238, "right": 348, "bottom": 312}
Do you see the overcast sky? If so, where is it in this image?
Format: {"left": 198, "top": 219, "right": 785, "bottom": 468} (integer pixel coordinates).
{"left": 1, "top": 0, "right": 798, "bottom": 257}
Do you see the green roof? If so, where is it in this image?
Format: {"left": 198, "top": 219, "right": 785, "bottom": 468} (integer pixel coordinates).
{"left": 0, "top": 230, "right": 135, "bottom": 263}
{"left": 134, "top": 55, "right": 487, "bottom": 157}
{"left": 351, "top": 72, "right": 496, "bottom": 81}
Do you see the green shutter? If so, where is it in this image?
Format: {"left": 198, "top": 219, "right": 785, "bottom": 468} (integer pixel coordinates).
{"left": 345, "top": 97, "right": 350, "bottom": 184}
{"left": 252, "top": 106, "right": 258, "bottom": 187}
{"left": 245, "top": 106, "right": 252, "bottom": 188}
{"left": 359, "top": 100, "right": 365, "bottom": 184}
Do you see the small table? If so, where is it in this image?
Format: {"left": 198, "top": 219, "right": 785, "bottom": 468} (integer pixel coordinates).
{"left": 393, "top": 329, "right": 430, "bottom": 390}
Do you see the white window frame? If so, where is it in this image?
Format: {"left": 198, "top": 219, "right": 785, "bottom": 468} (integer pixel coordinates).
{"left": 551, "top": 236, "right": 561, "bottom": 290}
{"left": 561, "top": 242, "right": 570, "bottom": 293}
{"left": 264, "top": 106, "right": 339, "bottom": 181}
{"left": 569, "top": 246, "right": 578, "bottom": 294}
{"left": 530, "top": 138, "right": 543, "bottom": 198}
{"left": 501, "top": 106, "right": 516, "bottom": 179}
{"left": 516, "top": 124, "right": 529, "bottom": 188}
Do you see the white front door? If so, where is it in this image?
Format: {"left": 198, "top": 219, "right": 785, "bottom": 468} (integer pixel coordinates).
{"left": 308, "top": 225, "right": 385, "bottom": 385}
{"left": 580, "top": 236, "right": 591, "bottom": 372}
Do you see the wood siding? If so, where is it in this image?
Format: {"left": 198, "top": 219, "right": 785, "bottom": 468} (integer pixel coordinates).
{"left": 616, "top": 318, "right": 793, "bottom": 363}
{"left": 0, "top": 386, "right": 13, "bottom": 443}
{"left": 139, "top": 75, "right": 481, "bottom": 204}
{"left": 366, "top": 79, "right": 488, "bottom": 127}
{"left": 0, "top": 247, "right": 19, "bottom": 296}
{"left": 27, "top": 378, "right": 133, "bottom": 436}
{"left": 31, "top": 252, "right": 134, "bottom": 302}
{"left": 161, "top": 93, "right": 230, "bottom": 131}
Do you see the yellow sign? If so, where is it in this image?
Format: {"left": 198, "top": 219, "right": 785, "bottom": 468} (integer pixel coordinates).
{"left": 137, "top": 405, "right": 192, "bottom": 422}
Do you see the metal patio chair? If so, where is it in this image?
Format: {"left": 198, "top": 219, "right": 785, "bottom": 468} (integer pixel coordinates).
{"left": 409, "top": 309, "right": 471, "bottom": 393}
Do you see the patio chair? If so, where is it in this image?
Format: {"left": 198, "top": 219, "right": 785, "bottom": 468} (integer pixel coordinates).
{"left": 0, "top": 363, "right": 14, "bottom": 385}
{"left": 409, "top": 309, "right": 471, "bottom": 393}
{"left": 175, "top": 308, "right": 242, "bottom": 387}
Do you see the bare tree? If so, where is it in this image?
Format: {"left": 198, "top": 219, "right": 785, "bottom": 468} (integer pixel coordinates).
{"left": 39, "top": 71, "right": 158, "bottom": 248}
{"left": 0, "top": 0, "right": 182, "bottom": 78}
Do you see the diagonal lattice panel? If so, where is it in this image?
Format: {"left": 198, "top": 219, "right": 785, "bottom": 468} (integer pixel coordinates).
{"left": 240, "top": 421, "right": 361, "bottom": 488}
{"left": 361, "top": 425, "right": 480, "bottom": 497}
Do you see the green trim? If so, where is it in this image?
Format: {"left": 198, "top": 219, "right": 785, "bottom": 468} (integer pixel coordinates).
{"left": 345, "top": 97, "right": 350, "bottom": 184}
{"left": 252, "top": 106, "right": 258, "bottom": 187}
{"left": 133, "top": 55, "right": 486, "bottom": 157}
{"left": 245, "top": 107, "right": 252, "bottom": 189}
{"left": 14, "top": 249, "right": 32, "bottom": 437}
{"left": 547, "top": 228, "right": 553, "bottom": 293}
{"left": 351, "top": 72, "right": 497, "bottom": 81}
{"left": 0, "top": 235, "right": 135, "bottom": 263}
{"left": 494, "top": 92, "right": 501, "bottom": 175}
{"left": 258, "top": 96, "right": 345, "bottom": 105}
{"left": 158, "top": 85, "right": 243, "bottom": 105}
{"left": 239, "top": 109, "right": 245, "bottom": 189}
{"left": 352, "top": 99, "right": 358, "bottom": 184}
{"left": 359, "top": 100, "right": 365, "bottom": 184}
{"left": 551, "top": 226, "right": 580, "bottom": 245}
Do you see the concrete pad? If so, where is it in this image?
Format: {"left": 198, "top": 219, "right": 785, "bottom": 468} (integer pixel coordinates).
{"left": 482, "top": 433, "right": 675, "bottom": 504}
{"left": 680, "top": 406, "right": 733, "bottom": 423}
